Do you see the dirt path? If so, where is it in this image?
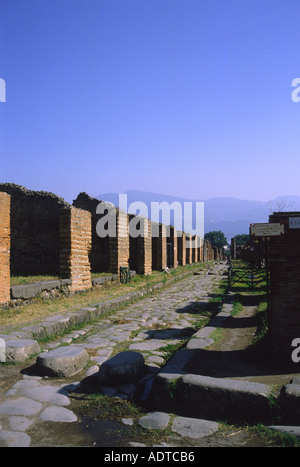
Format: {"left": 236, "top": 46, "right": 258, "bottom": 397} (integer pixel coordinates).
{"left": 185, "top": 294, "right": 300, "bottom": 386}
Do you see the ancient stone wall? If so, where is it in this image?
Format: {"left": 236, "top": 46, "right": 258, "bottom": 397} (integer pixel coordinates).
{"left": 129, "top": 215, "right": 152, "bottom": 275}
{"left": 0, "top": 183, "right": 68, "bottom": 275}
{"left": 73, "top": 192, "right": 129, "bottom": 274}
{"left": 167, "top": 226, "right": 178, "bottom": 268}
{"left": 109, "top": 211, "right": 130, "bottom": 274}
{"left": 0, "top": 192, "right": 10, "bottom": 304}
{"left": 177, "top": 232, "right": 186, "bottom": 266}
{"left": 185, "top": 234, "right": 193, "bottom": 264}
{"left": 151, "top": 223, "right": 167, "bottom": 271}
{"left": 59, "top": 206, "right": 92, "bottom": 292}
{"left": 268, "top": 212, "right": 300, "bottom": 357}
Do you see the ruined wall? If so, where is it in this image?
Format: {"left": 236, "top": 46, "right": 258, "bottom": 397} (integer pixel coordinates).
{"left": 0, "top": 183, "right": 68, "bottom": 275}
{"left": 152, "top": 222, "right": 167, "bottom": 271}
{"left": 109, "top": 211, "right": 130, "bottom": 274}
{"left": 177, "top": 232, "right": 186, "bottom": 266}
{"left": 73, "top": 192, "right": 130, "bottom": 274}
{"left": 167, "top": 226, "right": 178, "bottom": 268}
{"left": 268, "top": 212, "right": 300, "bottom": 357}
{"left": 129, "top": 216, "right": 152, "bottom": 275}
{"left": 0, "top": 192, "right": 10, "bottom": 303}
{"left": 73, "top": 193, "right": 110, "bottom": 272}
{"left": 59, "top": 206, "right": 92, "bottom": 292}
{"left": 185, "top": 234, "right": 193, "bottom": 264}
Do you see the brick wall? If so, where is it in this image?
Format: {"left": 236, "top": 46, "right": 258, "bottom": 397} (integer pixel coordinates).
{"left": 59, "top": 206, "right": 92, "bottom": 292}
{"left": 0, "top": 192, "right": 10, "bottom": 304}
{"left": 129, "top": 215, "right": 152, "bottom": 275}
{"left": 0, "top": 183, "right": 68, "bottom": 275}
{"left": 192, "top": 236, "right": 198, "bottom": 263}
{"left": 185, "top": 234, "right": 193, "bottom": 264}
{"left": 167, "top": 226, "right": 178, "bottom": 268}
{"left": 177, "top": 231, "right": 186, "bottom": 266}
{"left": 109, "top": 211, "right": 130, "bottom": 274}
{"left": 152, "top": 222, "right": 167, "bottom": 271}
{"left": 73, "top": 192, "right": 129, "bottom": 274}
{"left": 268, "top": 212, "right": 300, "bottom": 357}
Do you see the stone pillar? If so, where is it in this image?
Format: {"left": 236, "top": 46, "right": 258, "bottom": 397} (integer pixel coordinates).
{"left": 109, "top": 211, "right": 130, "bottom": 274}
{"left": 129, "top": 216, "right": 152, "bottom": 275}
{"left": 185, "top": 234, "right": 193, "bottom": 264}
{"left": 59, "top": 206, "right": 92, "bottom": 292}
{"left": 231, "top": 238, "right": 237, "bottom": 260}
{"left": 167, "top": 226, "right": 178, "bottom": 269}
{"left": 73, "top": 192, "right": 130, "bottom": 274}
{"left": 152, "top": 222, "right": 167, "bottom": 271}
{"left": 177, "top": 232, "right": 186, "bottom": 266}
{"left": 0, "top": 192, "right": 10, "bottom": 304}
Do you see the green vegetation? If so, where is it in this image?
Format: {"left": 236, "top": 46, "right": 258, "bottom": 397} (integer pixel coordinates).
{"left": 250, "top": 424, "right": 300, "bottom": 447}
{"left": 204, "top": 230, "right": 228, "bottom": 249}
{"left": 233, "top": 234, "right": 250, "bottom": 246}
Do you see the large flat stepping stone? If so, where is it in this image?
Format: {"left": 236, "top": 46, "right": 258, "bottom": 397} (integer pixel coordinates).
{"left": 171, "top": 416, "right": 219, "bottom": 439}
{"left": 138, "top": 412, "right": 170, "bottom": 430}
{"left": 97, "top": 351, "right": 145, "bottom": 386}
{"left": 36, "top": 346, "right": 89, "bottom": 377}
{"left": 5, "top": 339, "right": 41, "bottom": 363}
{"left": 39, "top": 406, "right": 77, "bottom": 422}
{"left": 0, "top": 397, "right": 42, "bottom": 416}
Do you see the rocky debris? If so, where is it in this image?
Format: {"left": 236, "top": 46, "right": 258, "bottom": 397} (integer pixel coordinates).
{"left": 36, "top": 346, "right": 89, "bottom": 377}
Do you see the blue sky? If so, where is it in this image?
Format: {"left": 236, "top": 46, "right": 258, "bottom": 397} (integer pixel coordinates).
{"left": 1, "top": 0, "right": 300, "bottom": 204}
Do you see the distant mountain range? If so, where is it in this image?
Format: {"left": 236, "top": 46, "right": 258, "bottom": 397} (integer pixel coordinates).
{"left": 95, "top": 190, "right": 300, "bottom": 241}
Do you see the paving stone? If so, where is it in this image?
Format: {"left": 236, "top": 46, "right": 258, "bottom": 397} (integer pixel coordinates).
{"left": 85, "top": 365, "right": 99, "bottom": 377}
{"left": 129, "top": 339, "right": 172, "bottom": 352}
{"left": 171, "top": 416, "right": 219, "bottom": 439}
{"left": 19, "top": 385, "right": 70, "bottom": 406}
{"left": 122, "top": 418, "right": 134, "bottom": 426}
{"left": 8, "top": 416, "right": 34, "bottom": 432}
{"left": 0, "top": 398, "right": 42, "bottom": 416}
{"left": 0, "top": 430, "right": 31, "bottom": 447}
{"left": 138, "top": 411, "right": 170, "bottom": 430}
{"left": 186, "top": 337, "right": 214, "bottom": 350}
{"left": 12, "top": 379, "right": 41, "bottom": 390}
{"left": 39, "top": 406, "right": 77, "bottom": 422}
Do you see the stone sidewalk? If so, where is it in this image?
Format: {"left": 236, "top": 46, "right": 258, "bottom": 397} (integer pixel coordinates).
{"left": 0, "top": 262, "right": 228, "bottom": 447}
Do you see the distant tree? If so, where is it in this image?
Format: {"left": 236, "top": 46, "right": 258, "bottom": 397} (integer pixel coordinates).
{"left": 234, "top": 234, "right": 249, "bottom": 246}
{"left": 204, "top": 231, "right": 228, "bottom": 249}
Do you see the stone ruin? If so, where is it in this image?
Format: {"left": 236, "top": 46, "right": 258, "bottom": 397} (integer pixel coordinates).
{"left": 0, "top": 183, "right": 212, "bottom": 305}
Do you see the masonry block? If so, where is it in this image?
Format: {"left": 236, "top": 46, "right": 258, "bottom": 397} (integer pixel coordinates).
{"left": 152, "top": 223, "right": 167, "bottom": 271}
{"left": 177, "top": 231, "right": 186, "bottom": 266}
{"left": 0, "top": 192, "right": 10, "bottom": 304}
{"left": 129, "top": 216, "right": 152, "bottom": 275}
{"left": 167, "top": 225, "right": 178, "bottom": 268}
{"left": 73, "top": 192, "right": 129, "bottom": 275}
{"left": 185, "top": 234, "right": 193, "bottom": 264}
{"left": 59, "top": 206, "right": 92, "bottom": 292}
{"left": 109, "top": 211, "right": 130, "bottom": 274}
